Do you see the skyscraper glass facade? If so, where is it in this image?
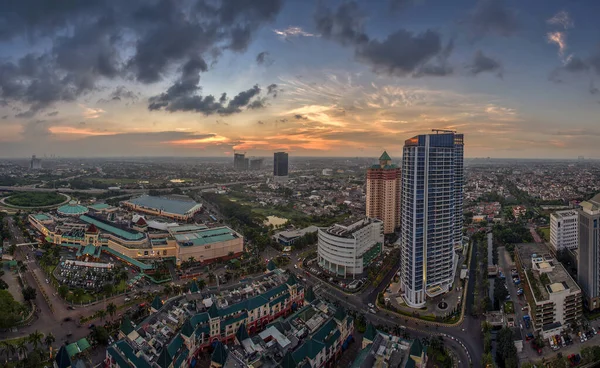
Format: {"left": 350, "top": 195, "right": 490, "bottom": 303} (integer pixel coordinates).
{"left": 400, "top": 132, "right": 464, "bottom": 308}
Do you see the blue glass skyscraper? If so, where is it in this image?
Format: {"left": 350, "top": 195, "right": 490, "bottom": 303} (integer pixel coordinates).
{"left": 400, "top": 131, "right": 464, "bottom": 308}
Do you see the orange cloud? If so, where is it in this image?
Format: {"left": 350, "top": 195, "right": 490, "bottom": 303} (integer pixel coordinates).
{"left": 49, "top": 126, "right": 116, "bottom": 136}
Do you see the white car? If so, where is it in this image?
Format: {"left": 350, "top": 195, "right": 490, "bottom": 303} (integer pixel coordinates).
{"left": 368, "top": 303, "right": 374, "bottom": 308}
{"left": 369, "top": 308, "right": 377, "bottom": 314}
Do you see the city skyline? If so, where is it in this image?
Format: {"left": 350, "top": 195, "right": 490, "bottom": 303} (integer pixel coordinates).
{"left": 1, "top": 1, "right": 600, "bottom": 158}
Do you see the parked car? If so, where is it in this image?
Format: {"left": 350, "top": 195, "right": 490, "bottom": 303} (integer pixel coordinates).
{"left": 526, "top": 333, "right": 534, "bottom": 341}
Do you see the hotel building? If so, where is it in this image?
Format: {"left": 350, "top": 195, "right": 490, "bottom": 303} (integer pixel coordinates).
{"left": 317, "top": 218, "right": 383, "bottom": 278}
{"left": 366, "top": 151, "right": 401, "bottom": 234}
{"left": 399, "top": 131, "right": 464, "bottom": 308}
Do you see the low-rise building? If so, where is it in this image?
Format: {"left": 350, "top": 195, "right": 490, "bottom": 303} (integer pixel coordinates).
{"left": 122, "top": 195, "right": 202, "bottom": 221}
{"left": 317, "top": 218, "right": 383, "bottom": 278}
{"left": 550, "top": 210, "right": 578, "bottom": 252}
{"left": 106, "top": 272, "right": 305, "bottom": 368}
{"left": 515, "top": 243, "right": 582, "bottom": 334}
{"left": 273, "top": 226, "right": 319, "bottom": 247}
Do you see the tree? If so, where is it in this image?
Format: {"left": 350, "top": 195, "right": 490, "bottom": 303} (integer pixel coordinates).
{"left": 73, "top": 288, "right": 85, "bottom": 302}
{"left": 0, "top": 279, "right": 8, "bottom": 290}
{"left": 103, "top": 284, "right": 114, "bottom": 295}
{"left": 21, "top": 286, "right": 36, "bottom": 301}
{"left": 198, "top": 279, "right": 206, "bottom": 290}
{"left": 15, "top": 340, "right": 28, "bottom": 359}
{"left": 97, "top": 310, "right": 107, "bottom": 321}
{"left": 58, "top": 284, "right": 69, "bottom": 298}
{"left": 208, "top": 272, "right": 216, "bottom": 283}
{"left": 0, "top": 341, "right": 16, "bottom": 361}
{"left": 106, "top": 303, "right": 117, "bottom": 319}
{"left": 162, "top": 284, "right": 172, "bottom": 297}
{"left": 27, "top": 330, "right": 43, "bottom": 351}
{"left": 91, "top": 325, "right": 109, "bottom": 345}
{"left": 44, "top": 333, "right": 55, "bottom": 349}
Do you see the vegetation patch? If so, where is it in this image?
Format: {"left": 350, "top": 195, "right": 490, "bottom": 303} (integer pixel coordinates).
{"left": 5, "top": 192, "right": 65, "bottom": 207}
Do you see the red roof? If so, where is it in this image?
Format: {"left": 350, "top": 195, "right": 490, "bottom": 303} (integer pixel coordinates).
{"left": 136, "top": 217, "right": 147, "bottom": 226}
{"left": 86, "top": 224, "right": 99, "bottom": 233}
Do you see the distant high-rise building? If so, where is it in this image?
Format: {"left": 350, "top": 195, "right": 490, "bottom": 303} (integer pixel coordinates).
{"left": 273, "top": 152, "right": 288, "bottom": 182}
{"left": 234, "top": 153, "right": 247, "bottom": 170}
{"left": 249, "top": 158, "right": 263, "bottom": 170}
{"left": 30, "top": 155, "right": 42, "bottom": 170}
{"left": 577, "top": 194, "right": 600, "bottom": 310}
{"left": 550, "top": 210, "right": 578, "bottom": 252}
{"left": 366, "top": 151, "right": 401, "bottom": 234}
{"left": 399, "top": 131, "right": 464, "bottom": 308}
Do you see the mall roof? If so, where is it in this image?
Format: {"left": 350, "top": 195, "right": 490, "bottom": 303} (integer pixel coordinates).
{"left": 126, "top": 195, "right": 202, "bottom": 216}
{"left": 88, "top": 203, "right": 111, "bottom": 210}
{"left": 80, "top": 215, "right": 144, "bottom": 241}
{"left": 57, "top": 201, "right": 89, "bottom": 216}
{"left": 173, "top": 226, "right": 240, "bottom": 247}
{"left": 32, "top": 214, "right": 51, "bottom": 221}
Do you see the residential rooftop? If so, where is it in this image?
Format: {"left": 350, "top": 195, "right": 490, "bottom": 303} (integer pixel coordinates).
{"left": 516, "top": 243, "right": 580, "bottom": 303}
{"left": 324, "top": 217, "right": 381, "bottom": 238}
{"left": 551, "top": 210, "right": 578, "bottom": 219}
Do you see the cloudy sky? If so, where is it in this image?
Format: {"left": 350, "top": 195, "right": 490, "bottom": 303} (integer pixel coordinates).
{"left": 1, "top": 0, "right": 600, "bottom": 159}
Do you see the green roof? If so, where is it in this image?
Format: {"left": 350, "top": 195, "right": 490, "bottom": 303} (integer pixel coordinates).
{"left": 80, "top": 215, "right": 144, "bottom": 241}
{"left": 115, "top": 340, "right": 152, "bottom": 368}
{"left": 101, "top": 246, "right": 153, "bottom": 270}
{"left": 181, "top": 319, "right": 194, "bottom": 337}
{"left": 81, "top": 244, "right": 99, "bottom": 257}
{"left": 55, "top": 346, "right": 72, "bottom": 368}
{"left": 211, "top": 341, "right": 228, "bottom": 365}
{"left": 379, "top": 151, "right": 392, "bottom": 161}
{"left": 107, "top": 347, "right": 130, "bottom": 368}
{"left": 57, "top": 202, "right": 89, "bottom": 216}
{"left": 65, "top": 342, "right": 80, "bottom": 358}
{"left": 174, "top": 348, "right": 189, "bottom": 368}
{"left": 286, "top": 273, "right": 298, "bottom": 286}
{"left": 88, "top": 203, "right": 111, "bottom": 210}
{"left": 191, "top": 312, "right": 209, "bottom": 326}
{"left": 304, "top": 286, "right": 315, "bottom": 303}
{"left": 151, "top": 295, "right": 163, "bottom": 310}
{"left": 409, "top": 338, "right": 424, "bottom": 357}
{"left": 333, "top": 306, "right": 346, "bottom": 322}
{"left": 189, "top": 280, "right": 199, "bottom": 293}
{"left": 167, "top": 334, "right": 184, "bottom": 357}
{"left": 351, "top": 346, "right": 372, "bottom": 368}
{"left": 156, "top": 347, "right": 173, "bottom": 368}
{"left": 364, "top": 323, "right": 376, "bottom": 341}
{"left": 76, "top": 338, "right": 91, "bottom": 352}
{"left": 269, "top": 291, "right": 289, "bottom": 307}
{"left": 120, "top": 316, "right": 135, "bottom": 335}
{"left": 174, "top": 226, "right": 239, "bottom": 247}
{"left": 32, "top": 214, "right": 51, "bottom": 221}
{"left": 236, "top": 324, "right": 249, "bottom": 343}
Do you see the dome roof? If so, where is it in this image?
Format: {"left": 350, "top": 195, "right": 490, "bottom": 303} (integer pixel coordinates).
{"left": 57, "top": 201, "right": 89, "bottom": 216}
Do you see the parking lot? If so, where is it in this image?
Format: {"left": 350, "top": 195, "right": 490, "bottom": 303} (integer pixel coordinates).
{"left": 55, "top": 260, "right": 118, "bottom": 292}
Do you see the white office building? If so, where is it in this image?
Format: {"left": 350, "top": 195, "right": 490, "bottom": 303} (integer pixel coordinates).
{"left": 550, "top": 210, "right": 578, "bottom": 251}
{"left": 317, "top": 218, "right": 384, "bottom": 279}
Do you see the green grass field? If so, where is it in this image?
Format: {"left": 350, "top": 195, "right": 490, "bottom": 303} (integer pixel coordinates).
{"left": 538, "top": 227, "right": 550, "bottom": 241}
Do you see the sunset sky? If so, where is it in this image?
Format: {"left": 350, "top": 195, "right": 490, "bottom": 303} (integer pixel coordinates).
{"left": 1, "top": 0, "right": 600, "bottom": 159}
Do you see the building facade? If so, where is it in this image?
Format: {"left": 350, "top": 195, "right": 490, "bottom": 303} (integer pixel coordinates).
{"left": 550, "top": 210, "right": 578, "bottom": 252}
{"left": 515, "top": 243, "right": 582, "bottom": 333}
{"left": 122, "top": 195, "right": 202, "bottom": 221}
{"left": 317, "top": 218, "right": 383, "bottom": 278}
{"left": 399, "top": 132, "right": 464, "bottom": 308}
{"left": 273, "top": 152, "right": 289, "bottom": 182}
{"left": 366, "top": 151, "right": 401, "bottom": 234}
{"left": 577, "top": 194, "right": 600, "bottom": 310}
{"left": 234, "top": 153, "right": 247, "bottom": 170}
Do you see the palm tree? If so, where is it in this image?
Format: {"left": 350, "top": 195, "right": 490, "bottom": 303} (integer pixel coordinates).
{"left": 16, "top": 340, "right": 28, "bottom": 359}
{"left": 198, "top": 279, "right": 206, "bottom": 290}
{"left": 163, "top": 284, "right": 172, "bottom": 297}
{"left": 28, "top": 330, "right": 43, "bottom": 351}
{"left": 208, "top": 272, "right": 216, "bottom": 283}
{"left": 106, "top": 303, "right": 117, "bottom": 319}
{"left": 44, "top": 333, "right": 55, "bottom": 350}
{"left": 97, "top": 310, "right": 107, "bottom": 321}
{"left": 0, "top": 341, "right": 16, "bottom": 361}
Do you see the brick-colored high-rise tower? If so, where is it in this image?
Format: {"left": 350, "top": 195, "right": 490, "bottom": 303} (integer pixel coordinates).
{"left": 366, "top": 151, "right": 401, "bottom": 234}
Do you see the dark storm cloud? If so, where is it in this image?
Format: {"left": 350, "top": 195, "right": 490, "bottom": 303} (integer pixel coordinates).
{"left": 0, "top": 0, "right": 283, "bottom": 115}
{"left": 267, "top": 83, "right": 282, "bottom": 98}
{"left": 413, "top": 38, "right": 454, "bottom": 77}
{"left": 466, "top": 50, "right": 502, "bottom": 76}
{"left": 315, "top": 1, "right": 369, "bottom": 46}
{"left": 564, "top": 57, "right": 589, "bottom": 73}
{"left": 256, "top": 51, "right": 274, "bottom": 66}
{"left": 356, "top": 29, "right": 442, "bottom": 77}
{"left": 98, "top": 86, "right": 140, "bottom": 104}
{"left": 247, "top": 98, "right": 267, "bottom": 110}
{"left": 465, "top": 0, "right": 519, "bottom": 38}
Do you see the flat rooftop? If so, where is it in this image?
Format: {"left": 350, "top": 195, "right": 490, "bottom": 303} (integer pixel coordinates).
{"left": 125, "top": 195, "right": 202, "bottom": 216}
{"left": 80, "top": 215, "right": 145, "bottom": 241}
{"left": 551, "top": 210, "right": 578, "bottom": 218}
{"left": 171, "top": 226, "right": 240, "bottom": 247}
{"left": 324, "top": 218, "right": 379, "bottom": 238}
{"left": 516, "top": 243, "right": 580, "bottom": 302}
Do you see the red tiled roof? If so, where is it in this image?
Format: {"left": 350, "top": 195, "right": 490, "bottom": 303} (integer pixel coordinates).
{"left": 86, "top": 224, "right": 99, "bottom": 233}
{"left": 136, "top": 217, "right": 147, "bottom": 226}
